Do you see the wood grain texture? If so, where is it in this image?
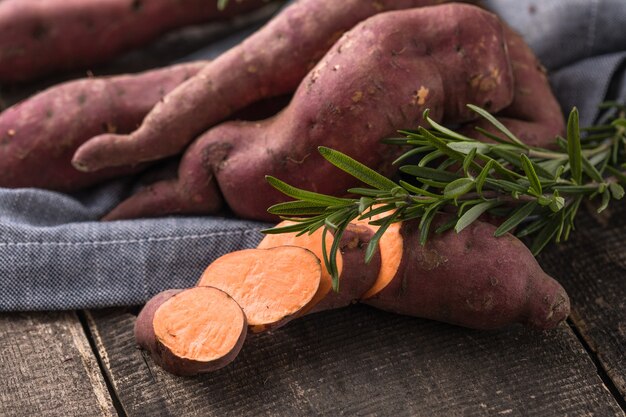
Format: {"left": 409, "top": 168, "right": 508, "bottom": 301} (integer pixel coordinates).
{"left": 88, "top": 306, "right": 623, "bottom": 417}
{"left": 539, "top": 203, "right": 626, "bottom": 402}
{"left": 0, "top": 311, "right": 115, "bottom": 417}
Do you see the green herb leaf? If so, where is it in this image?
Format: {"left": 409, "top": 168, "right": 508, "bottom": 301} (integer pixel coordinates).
{"left": 530, "top": 218, "right": 561, "bottom": 255}
{"left": 494, "top": 201, "right": 538, "bottom": 237}
{"left": 598, "top": 189, "right": 611, "bottom": 213}
{"left": 266, "top": 176, "right": 353, "bottom": 205}
{"left": 267, "top": 200, "right": 332, "bottom": 216}
{"left": 443, "top": 178, "right": 475, "bottom": 199}
{"left": 400, "top": 165, "right": 460, "bottom": 182}
{"left": 462, "top": 147, "right": 478, "bottom": 177}
{"left": 318, "top": 147, "right": 398, "bottom": 191}
{"left": 567, "top": 107, "right": 583, "bottom": 184}
{"left": 455, "top": 201, "right": 499, "bottom": 233}
{"left": 520, "top": 154, "right": 542, "bottom": 195}
{"left": 365, "top": 209, "right": 401, "bottom": 263}
{"left": 475, "top": 160, "right": 494, "bottom": 195}
{"left": 467, "top": 104, "right": 528, "bottom": 148}
{"left": 609, "top": 182, "right": 625, "bottom": 200}
{"left": 447, "top": 141, "right": 490, "bottom": 155}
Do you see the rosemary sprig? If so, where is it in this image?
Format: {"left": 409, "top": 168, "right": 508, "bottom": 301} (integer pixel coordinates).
{"left": 263, "top": 103, "right": 626, "bottom": 289}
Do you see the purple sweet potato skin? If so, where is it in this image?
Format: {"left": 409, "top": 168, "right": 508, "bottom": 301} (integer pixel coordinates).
{"left": 461, "top": 26, "right": 565, "bottom": 148}
{"left": 104, "top": 4, "right": 514, "bottom": 221}
{"left": 72, "top": 0, "right": 472, "bottom": 172}
{"left": 308, "top": 224, "right": 381, "bottom": 314}
{"left": 0, "top": 62, "right": 204, "bottom": 191}
{"left": 0, "top": 0, "right": 268, "bottom": 83}
{"left": 363, "top": 218, "right": 570, "bottom": 330}
{"left": 135, "top": 287, "right": 248, "bottom": 377}
{"left": 134, "top": 288, "right": 183, "bottom": 357}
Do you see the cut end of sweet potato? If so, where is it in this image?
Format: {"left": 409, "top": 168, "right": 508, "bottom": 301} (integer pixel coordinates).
{"left": 153, "top": 287, "right": 246, "bottom": 363}
{"left": 135, "top": 287, "right": 247, "bottom": 376}
{"left": 198, "top": 247, "right": 321, "bottom": 331}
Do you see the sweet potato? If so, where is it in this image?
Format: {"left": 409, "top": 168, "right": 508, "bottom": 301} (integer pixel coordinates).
{"left": 134, "top": 287, "right": 247, "bottom": 376}
{"left": 361, "top": 218, "right": 570, "bottom": 330}
{"left": 72, "top": 0, "right": 471, "bottom": 172}
{"left": 0, "top": 62, "right": 205, "bottom": 191}
{"left": 197, "top": 246, "right": 322, "bottom": 332}
{"left": 460, "top": 26, "right": 565, "bottom": 147}
{"left": 136, "top": 214, "right": 569, "bottom": 375}
{"left": 103, "top": 4, "right": 515, "bottom": 221}
{"left": 0, "top": 0, "right": 269, "bottom": 83}
{"left": 258, "top": 217, "right": 570, "bottom": 330}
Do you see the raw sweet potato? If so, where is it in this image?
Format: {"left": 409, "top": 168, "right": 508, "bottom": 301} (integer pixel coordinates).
{"left": 460, "top": 26, "right": 565, "bottom": 147}
{"left": 196, "top": 246, "right": 322, "bottom": 332}
{"left": 0, "top": 62, "right": 205, "bottom": 191}
{"left": 72, "top": 0, "right": 470, "bottom": 172}
{"left": 134, "top": 287, "right": 247, "bottom": 376}
{"left": 361, "top": 217, "right": 570, "bottom": 330}
{"left": 258, "top": 217, "right": 570, "bottom": 330}
{"left": 136, "top": 214, "right": 570, "bottom": 375}
{"left": 103, "top": 4, "right": 515, "bottom": 221}
{"left": 0, "top": 0, "right": 269, "bottom": 83}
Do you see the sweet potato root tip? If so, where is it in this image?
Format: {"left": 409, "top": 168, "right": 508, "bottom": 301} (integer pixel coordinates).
{"left": 135, "top": 287, "right": 247, "bottom": 376}
{"left": 197, "top": 247, "right": 322, "bottom": 331}
{"left": 154, "top": 287, "right": 246, "bottom": 362}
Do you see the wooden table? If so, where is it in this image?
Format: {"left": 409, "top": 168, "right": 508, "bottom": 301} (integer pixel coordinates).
{"left": 1, "top": 205, "right": 625, "bottom": 417}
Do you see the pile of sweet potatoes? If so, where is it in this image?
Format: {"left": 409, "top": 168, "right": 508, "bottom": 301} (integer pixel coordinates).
{"left": 0, "top": 0, "right": 563, "bottom": 222}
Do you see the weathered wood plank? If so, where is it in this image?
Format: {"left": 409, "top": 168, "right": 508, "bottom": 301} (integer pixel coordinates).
{"left": 539, "top": 203, "right": 626, "bottom": 402}
{"left": 88, "top": 306, "right": 622, "bottom": 417}
{"left": 0, "top": 311, "right": 116, "bottom": 417}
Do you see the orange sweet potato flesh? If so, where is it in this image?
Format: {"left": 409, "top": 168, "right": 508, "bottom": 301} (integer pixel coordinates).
{"left": 135, "top": 287, "right": 247, "bottom": 376}
{"left": 197, "top": 247, "right": 322, "bottom": 332}
{"left": 102, "top": 4, "right": 515, "bottom": 221}
{"left": 0, "top": 0, "right": 269, "bottom": 83}
{"left": 72, "top": 0, "right": 471, "bottom": 172}
{"left": 259, "top": 222, "right": 381, "bottom": 315}
{"left": 0, "top": 62, "right": 205, "bottom": 191}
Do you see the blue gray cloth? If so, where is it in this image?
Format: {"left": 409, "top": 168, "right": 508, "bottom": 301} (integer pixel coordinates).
{"left": 1, "top": 0, "right": 625, "bottom": 311}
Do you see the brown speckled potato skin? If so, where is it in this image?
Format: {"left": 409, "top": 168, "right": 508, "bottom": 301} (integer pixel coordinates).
{"left": 135, "top": 287, "right": 248, "bottom": 377}
{"left": 0, "top": 0, "right": 268, "bottom": 83}
{"left": 104, "top": 4, "right": 514, "bottom": 221}
{"left": 0, "top": 62, "right": 205, "bottom": 191}
{"left": 72, "top": 0, "right": 471, "bottom": 171}
{"left": 364, "top": 218, "right": 570, "bottom": 331}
